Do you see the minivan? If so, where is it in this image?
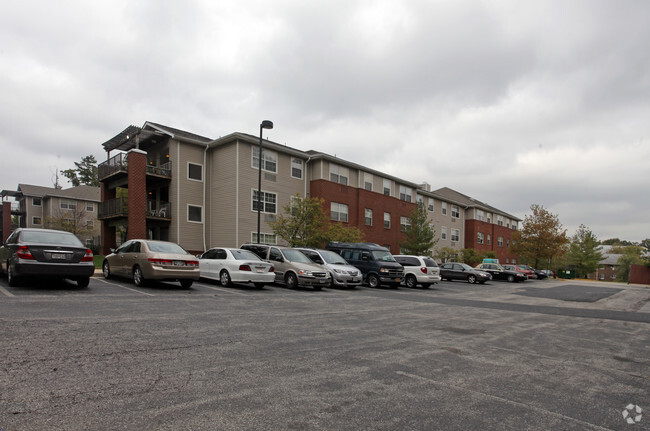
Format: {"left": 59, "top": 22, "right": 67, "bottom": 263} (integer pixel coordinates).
{"left": 393, "top": 255, "right": 441, "bottom": 288}
{"left": 325, "top": 242, "right": 403, "bottom": 288}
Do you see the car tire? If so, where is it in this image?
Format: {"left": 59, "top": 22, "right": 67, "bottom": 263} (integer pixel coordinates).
{"left": 405, "top": 274, "right": 417, "bottom": 289}
{"left": 467, "top": 274, "right": 477, "bottom": 284}
{"left": 102, "top": 261, "right": 111, "bottom": 279}
{"left": 180, "top": 279, "right": 193, "bottom": 288}
{"left": 219, "top": 270, "right": 232, "bottom": 287}
{"left": 253, "top": 282, "right": 266, "bottom": 289}
{"left": 313, "top": 285, "right": 322, "bottom": 291}
{"left": 367, "top": 274, "right": 380, "bottom": 288}
{"left": 507, "top": 274, "right": 515, "bottom": 283}
{"left": 285, "top": 272, "right": 298, "bottom": 289}
{"left": 133, "top": 266, "right": 146, "bottom": 287}
{"left": 77, "top": 277, "right": 90, "bottom": 288}
{"left": 7, "top": 264, "right": 19, "bottom": 287}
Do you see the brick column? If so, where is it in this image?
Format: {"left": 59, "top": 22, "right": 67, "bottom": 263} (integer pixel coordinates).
{"left": 100, "top": 182, "right": 116, "bottom": 255}
{"left": 127, "top": 149, "right": 147, "bottom": 240}
{"left": 2, "top": 201, "right": 12, "bottom": 242}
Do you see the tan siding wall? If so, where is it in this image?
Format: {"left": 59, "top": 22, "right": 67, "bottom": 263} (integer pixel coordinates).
{"left": 208, "top": 142, "right": 239, "bottom": 247}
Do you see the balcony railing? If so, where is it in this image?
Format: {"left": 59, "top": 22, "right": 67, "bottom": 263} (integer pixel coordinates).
{"left": 147, "top": 161, "right": 171, "bottom": 177}
{"left": 98, "top": 153, "right": 128, "bottom": 180}
{"left": 147, "top": 201, "right": 171, "bottom": 219}
{"left": 99, "top": 198, "right": 128, "bottom": 219}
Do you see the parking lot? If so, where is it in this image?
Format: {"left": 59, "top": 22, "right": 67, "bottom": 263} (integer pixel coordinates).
{"left": 0, "top": 275, "right": 648, "bottom": 430}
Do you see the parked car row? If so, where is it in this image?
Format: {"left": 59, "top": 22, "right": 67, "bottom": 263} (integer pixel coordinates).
{"left": 1, "top": 229, "right": 549, "bottom": 290}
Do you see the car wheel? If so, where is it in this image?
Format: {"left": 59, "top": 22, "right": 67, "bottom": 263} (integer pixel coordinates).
{"left": 219, "top": 270, "right": 232, "bottom": 287}
{"left": 102, "top": 261, "right": 111, "bottom": 279}
{"left": 133, "top": 266, "right": 146, "bottom": 287}
{"left": 253, "top": 282, "right": 266, "bottom": 289}
{"left": 285, "top": 272, "right": 298, "bottom": 289}
{"left": 507, "top": 274, "right": 515, "bottom": 282}
{"left": 405, "top": 274, "right": 417, "bottom": 288}
{"left": 366, "top": 274, "right": 380, "bottom": 288}
{"left": 467, "top": 274, "right": 477, "bottom": 284}
{"left": 180, "top": 279, "right": 193, "bottom": 288}
{"left": 77, "top": 277, "right": 90, "bottom": 288}
{"left": 7, "top": 264, "right": 19, "bottom": 287}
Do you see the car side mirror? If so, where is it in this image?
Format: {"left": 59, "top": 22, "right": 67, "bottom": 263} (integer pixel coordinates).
{"left": 273, "top": 256, "right": 284, "bottom": 262}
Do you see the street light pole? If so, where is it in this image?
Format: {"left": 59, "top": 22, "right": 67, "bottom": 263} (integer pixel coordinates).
{"left": 257, "top": 120, "right": 274, "bottom": 244}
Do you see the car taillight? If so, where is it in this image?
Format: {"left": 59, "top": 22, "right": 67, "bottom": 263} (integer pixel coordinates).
{"left": 186, "top": 260, "right": 199, "bottom": 267}
{"left": 81, "top": 249, "right": 94, "bottom": 262}
{"left": 148, "top": 258, "right": 173, "bottom": 265}
{"left": 16, "top": 246, "right": 35, "bottom": 260}
{"left": 420, "top": 267, "right": 428, "bottom": 274}
{"left": 239, "top": 264, "right": 252, "bottom": 271}
{"left": 269, "top": 266, "right": 274, "bottom": 272}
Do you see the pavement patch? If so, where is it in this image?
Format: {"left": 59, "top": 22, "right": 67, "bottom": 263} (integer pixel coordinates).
{"left": 514, "top": 284, "right": 622, "bottom": 302}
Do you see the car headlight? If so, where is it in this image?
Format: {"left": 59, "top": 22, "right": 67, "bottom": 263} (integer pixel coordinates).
{"left": 298, "top": 270, "right": 311, "bottom": 276}
{"left": 332, "top": 268, "right": 343, "bottom": 274}
{"left": 379, "top": 268, "right": 390, "bottom": 273}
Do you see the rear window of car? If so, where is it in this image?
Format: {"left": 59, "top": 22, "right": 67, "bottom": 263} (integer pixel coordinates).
{"left": 21, "top": 230, "right": 83, "bottom": 246}
{"left": 231, "top": 249, "right": 261, "bottom": 261}
{"left": 146, "top": 241, "right": 188, "bottom": 254}
{"left": 422, "top": 258, "right": 438, "bottom": 267}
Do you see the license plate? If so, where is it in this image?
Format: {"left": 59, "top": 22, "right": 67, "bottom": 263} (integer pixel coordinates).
{"left": 255, "top": 267, "right": 266, "bottom": 273}
{"left": 51, "top": 253, "right": 66, "bottom": 260}
{"left": 351, "top": 278, "right": 358, "bottom": 282}
{"left": 320, "top": 279, "right": 329, "bottom": 283}
{"left": 173, "top": 260, "right": 184, "bottom": 266}
{"left": 395, "top": 278, "right": 401, "bottom": 282}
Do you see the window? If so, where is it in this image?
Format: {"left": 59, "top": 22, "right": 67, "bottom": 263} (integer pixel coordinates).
{"left": 400, "top": 216, "right": 411, "bottom": 232}
{"left": 86, "top": 202, "right": 94, "bottom": 212}
{"left": 477, "top": 232, "right": 484, "bottom": 244}
{"left": 442, "top": 203, "right": 447, "bottom": 215}
{"left": 60, "top": 199, "right": 76, "bottom": 210}
{"left": 188, "top": 163, "right": 203, "bottom": 181}
{"left": 331, "top": 202, "right": 348, "bottom": 222}
{"left": 477, "top": 209, "right": 484, "bottom": 221}
{"left": 441, "top": 227, "right": 447, "bottom": 240}
{"left": 252, "top": 149, "right": 278, "bottom": 173}
{"left": 497, "top": 215, "right": 504, "bottom": 226}
{"left": 487, "top": 234, "right": 491, "bottom": 245}
{"left": 498, "top": 236, "right": 504, "bottom": 246}
{"left": 428, "top": 198, "right": 434, "bottom": 212}
{"left": 252, "top": 232, "right": 277, "bottom": 244}
{"left": 364, "top": 173, "right": 373, "bottom": 191}
{"left": 291, "top": 158, "right": 303, "bottom": 179}
{"left": 329, "top": 164, "right": 349, "bottom": 185}
{"left": 487, "top": 213, "right": 492, "bottom": 223}
{"left": 252, "top": 190, "right": 277, "bottom": 214}
{"left": 451, "top": 205, "right": 460, "bottom": 218}
{"left": 188, "top": 205, "right": 203, "bottom": 222}
{"left": 399, "top": 185, "right": 412, "bottom": 202}
{"left": 86, "top": 220, "right": 94, "bottom": 229}
{"left": 383, "top": 179, "right": 391, "bottom": 196}
{"left": 365, "top": 208, "right": 373, "bottom": 226}
{"left": 32, "top": 217, "right": 42, "bottom": 225}
{"left": 384, "top": 212, "right": 391, "bottom": 229}
{"left": 451, "top": 229, "right": 460, "bottom": 242}
{"left": 32, "top": 197, "right": 41, "bottom": 206}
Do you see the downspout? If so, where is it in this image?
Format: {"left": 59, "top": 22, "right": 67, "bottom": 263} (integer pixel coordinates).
{"left": 303, "top": 156, "right": 312, "bottom": 197}
{"left": 203, "top": 144, "right": 209, "bottom": 252}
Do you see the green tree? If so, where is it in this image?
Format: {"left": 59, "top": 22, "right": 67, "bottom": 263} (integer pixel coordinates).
{"left": 400, "top": 201, "right": 437, "bottom": 255}
{"left": 510, "top": 204, "right": 569, "bottom": 268}
{"left": 460, "top": 248, "right": 481, "bottom": 266}
{"left": 270, "top": 194, "right": 329, "bottom": 247}
{"left": 435, "top": 246, "right": 459, "bottom": 263}
{"left": 612, "top": 246, "right": 645, "bottom": 282}
{"left": 326, "top": 222, "right": 364, "bottom": 244}
{"left": 566, "top": 224, "right": 604, "bottom": 278}
{"left": 61, "top": 155, "right": 99, "bottom": 187}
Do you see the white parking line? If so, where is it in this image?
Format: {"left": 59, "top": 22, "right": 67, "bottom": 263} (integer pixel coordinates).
{"left": 0, "top": 286, "right": 16, "bottom": 297}
{"left": 95, "top": 278, "right": 155, "bottom": 296}
{"left": 196, "top": 283, "right": 256, "bottom": 296}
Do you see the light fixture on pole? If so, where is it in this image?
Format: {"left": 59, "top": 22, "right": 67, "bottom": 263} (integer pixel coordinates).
{"left": 257, "top": 120, "right": 274, "bottom": 244}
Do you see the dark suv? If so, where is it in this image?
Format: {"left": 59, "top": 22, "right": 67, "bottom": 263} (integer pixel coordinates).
{"left": 325, "top": 242, "right": 403, "bottom": 288}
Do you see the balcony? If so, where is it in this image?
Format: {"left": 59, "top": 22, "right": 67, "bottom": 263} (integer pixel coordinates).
{"left": 99, "top": 153, "right": 172, "bottom": 182}
{"left": 98, "top": 198, "right": 128, "bottom": 219}
{"left": 147, "top": 201, "right": 171, "bottom": 220}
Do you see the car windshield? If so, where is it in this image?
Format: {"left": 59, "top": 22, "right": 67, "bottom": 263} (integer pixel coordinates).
{"left": 460, "top": 263, "right": 474, "bottom": 271}
{"left": 283, "top": 249, "right": 313, "bottom": 263}
{"left": 371, "top": 251, "right": 396, "bottom": 262}
{"left": 231, "top": 249, "right": 261, "bottom": 261}
{"left": 320, "top": 250, "right": 348, "bottom": 265}
{"left": 145, "top": 241, "right": 188, "bottom": 254}
{"left": 21, "top": 230, "right": 83, "bottom": 246}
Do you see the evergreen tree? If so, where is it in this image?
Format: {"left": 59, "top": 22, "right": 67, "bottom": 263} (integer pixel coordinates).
{"left": 61, "top": 155, "right": 99, "bottom": 187}
{"left": 400, "top": 201, "right": 437, "bottom": 256}
{"left": 566, "top": 224, "right": 604, "bottom": 277}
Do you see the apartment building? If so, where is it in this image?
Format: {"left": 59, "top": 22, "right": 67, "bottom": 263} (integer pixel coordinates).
{"left": 0, "top": 184, "right": 101, "bottom": 248}
{"left": 97, "top": 121, "right": 520, "bottom": 258}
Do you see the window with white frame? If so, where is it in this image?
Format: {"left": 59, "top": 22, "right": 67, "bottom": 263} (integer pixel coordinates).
{"left": 32, "top": 197, "right": 41, "bottom": 206}
{"left": 442, "top": 202, "right": 447, "bottom": 215}
{"left": 487, "top": 213, "right": 492, "bottom": 223}
{"left": 289, "top": 195, "right": 299, "bottom": 216}
{"left": 416, "top": 195, "right": 423, "bottom": 205}
{"left": 329, "top": 164, "right": 349, "bottom": 185}
{"left": 32, "top": 216, "right": 42, "bottom": 225}
{"left": 365, "top": 208, "right": 373, "bottom": 226}
{"left": 451, "top": 205, "right": 460, "bottom": 218}
{"left": 399, "top": 185, "right": 412, "bottom": 202}
{"left": 331, "top": 202, "right": 348, "bottom": 222}
{"left": 451, "top": 229, "right": 460, "bottom": 242}
{"left": 477, "top": 209, "right": 484, "bottom": 221}
{"left": 60, "top": 199, "right": 76, "bottom": 210}
{"left": 497, "top": 215, "right": 504, "bottom": 226}
{"left": 364, "top": 173, "right": 373, "bottom": 191}
{"left": 252, "top": 190, "right": 277, "bottom": 214}
{"left": 498, "top": 236, "right": 504, "bottom": 246}
{"left": 188, "top": 205, "right": 203, "bottom": 222}
{"left": 252, "top": 232, "right": 277, "bottom": 244}
{"left": 86, "top": 220, "right": 94, "bottom": 229}
{"left": 477, "top": 232, "right": 484, "bottom": 244}
{"left": 86, "top": 202, "right": 94, "bottom": 212}
{"left": 400, "top": 216, "right": 411, "bottom": 232}
{"left": 487, "top": 234, "right": 491, "bottom": 245}
{"left": 188, "top": 162, "right": 203, "bottom": 181}
{"left": 428, "top": 198, "right": 434, "bottom": 212}
{"left": 291, "top": 158, "right": 303, "bottom": 179}
{"left": 252, "top": 149, "right": 278, "bottom": 173}
{"left": 384, "top": 212, "right": 391, "bottom": 229}
{"left": 383, "top": 178, "right": 391, "bottom": 196}
{"left": 441, "top": 227, "right": 447, "bottom": 240}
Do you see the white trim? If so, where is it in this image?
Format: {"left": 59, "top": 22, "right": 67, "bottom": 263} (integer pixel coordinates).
{"left": 187, "top": 161, "right": 203, "bottom": 182}
{"left": 187, "top": 204, "right": 203, "bottom": 223}
{"left": 251, "top": 189, "right": 277, "bottom": 214}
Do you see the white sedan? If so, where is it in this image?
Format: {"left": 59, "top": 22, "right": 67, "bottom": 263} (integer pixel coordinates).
{"left": 198, "top": 247, "right": 275, "bottom": 288}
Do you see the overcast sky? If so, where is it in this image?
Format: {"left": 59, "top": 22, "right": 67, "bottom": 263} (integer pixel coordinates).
{"left": 1, "top": 0, "right": 648, "bottom": 242}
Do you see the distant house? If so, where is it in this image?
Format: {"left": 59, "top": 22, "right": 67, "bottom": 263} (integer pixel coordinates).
{"left": 0, "top": 184, "right": 101, "bottom": 250}
{"left": 587, "top": 246, "right": 622, "bottom": 281}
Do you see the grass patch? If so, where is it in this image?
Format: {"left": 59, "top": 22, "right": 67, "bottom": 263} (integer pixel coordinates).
{"left": 93, "top": 255, "right": 104, "bottom": 269}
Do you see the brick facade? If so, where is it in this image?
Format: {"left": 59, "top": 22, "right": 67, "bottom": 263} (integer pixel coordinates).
{"left": 2, "top": 201, "right": 11, "bottom": 242}
{"left": 126, "top": 149, "right": 147, "bottom": 241}
{"left": 629, "top": 264, "right": 650, "bottom": 285}
{"left": 465, "top": 219, "right": 518, "bottom": 263}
